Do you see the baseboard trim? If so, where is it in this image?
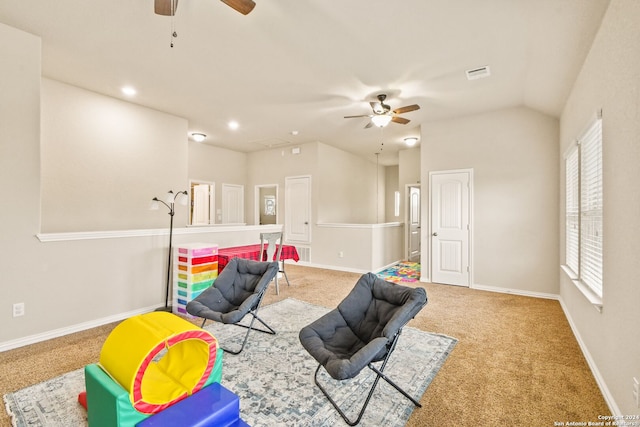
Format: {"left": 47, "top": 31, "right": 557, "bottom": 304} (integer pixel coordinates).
{"left": 374, "top": 261, "right": 400, "bottom": 274}
{"left": 558, "top": 297, "right": 621, "bottom": 416}
{"left": 471, "top": 283, "right": 559, "bottom": 300}
{"left": 0, "top": 304, "right": 161, "bottom": 352}
{"left": 303, "top": 262, "right": 369, "bottom": 274}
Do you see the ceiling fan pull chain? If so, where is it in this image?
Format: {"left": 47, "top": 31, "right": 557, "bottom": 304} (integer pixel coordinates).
{"left": 170, "top": 0, "right": 177, "bottom": 48}
{"left": 170, "top": 28, "right": 177, "bottom": 48}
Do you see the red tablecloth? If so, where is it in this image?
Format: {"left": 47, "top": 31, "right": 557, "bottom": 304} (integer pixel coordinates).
{"left": 217, "top": 244, "right": 300, "bottom": 272}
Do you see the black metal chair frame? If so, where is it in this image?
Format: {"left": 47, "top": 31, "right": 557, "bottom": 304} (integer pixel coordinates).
{"left": 312, "top": 327, "right": 422, "bottom": 426}
{"left": 199, "top": 280, "right": 275, "bottom": 355}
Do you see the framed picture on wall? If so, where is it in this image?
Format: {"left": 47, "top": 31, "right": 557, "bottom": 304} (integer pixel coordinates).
{"left": 264, "top": 196, "right": 276, "bottom": 216}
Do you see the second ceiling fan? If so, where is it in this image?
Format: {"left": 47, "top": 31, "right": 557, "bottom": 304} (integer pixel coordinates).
{"left": 344, "top": 94, "right": 420, "bottom": 128}
{"left": 155, "top": 0, "right": 256, "bottom": 16}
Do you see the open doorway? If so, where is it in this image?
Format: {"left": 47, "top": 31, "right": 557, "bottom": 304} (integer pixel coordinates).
{"left": 255, "top": 184, "right": 278, "bottom": 225}
{"left": 406, "top": 184, "right": 421, "bottom": 262}
{"left": 189, "top": 180, "right": 214, "bottom": 225}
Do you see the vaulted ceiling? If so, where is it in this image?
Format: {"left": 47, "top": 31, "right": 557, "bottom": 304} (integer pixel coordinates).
{"left": 0, "top": 0, "right": 610, "bottom": 165}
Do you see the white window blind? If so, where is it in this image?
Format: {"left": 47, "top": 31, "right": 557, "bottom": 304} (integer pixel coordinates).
{"left": 565, "top": 146, "right": 579, "bottom": 275}
{"left": 579, "top": 118, "right": 603, "bottom": 296}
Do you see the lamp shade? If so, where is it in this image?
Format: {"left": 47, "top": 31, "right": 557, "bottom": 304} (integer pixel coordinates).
{"left": 371, "top": 114, "right": 392, "bottom": 127}
{"left": 165, "top": 191, "right": 176, "bottom": 204}
{"left": 176, "top": 191, "right": 188, "bottom": 206}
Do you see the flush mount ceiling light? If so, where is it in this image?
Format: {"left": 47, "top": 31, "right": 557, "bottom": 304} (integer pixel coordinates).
{"left": 228, "top": 121, "right": 239, "bottom": 130}
{"left": 191, "top": 133, "right": 207, "bottom": 142}
{"left": 371, "top": 114, "right": 393, "bottom": 128}
{"left": 404, "top": 137, "right": 419, "bottom": 147}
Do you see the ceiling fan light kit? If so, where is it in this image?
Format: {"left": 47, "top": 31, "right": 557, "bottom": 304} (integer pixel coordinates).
{"left": 344, "top": 94, "right": 420, "bottom": 129}
{"left": 371, "top": 115, "right": 393, "bottom": 127}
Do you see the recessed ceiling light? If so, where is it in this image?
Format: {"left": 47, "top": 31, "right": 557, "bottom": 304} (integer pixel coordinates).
{"left": 121, "top": 86, "right": 137, "bottom": 96}
{"left": 228, "top": 121, "right": 239, "bottom": 130}
{"left": 190, "top": 133, "right": 207, "bottom": 142}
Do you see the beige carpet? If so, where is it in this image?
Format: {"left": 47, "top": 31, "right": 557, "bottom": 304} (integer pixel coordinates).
{"left": 0, "top": 264, "right": 609, "bottom": 426}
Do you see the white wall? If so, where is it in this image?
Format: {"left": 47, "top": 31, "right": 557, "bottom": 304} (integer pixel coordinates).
{"left": 421, "top": 106, "right": 560, "bottom": 296}
{"left": 312, "top": 223, "right": 404, "bottom": 272}
{"left": 399, "top": 146, "right": 421, "bottom": 188}
{"left": 385, "top": 165, "right": 399, "bottom": 221}
{"left": 189, "top": 141, "right": 248, "bottom": 223}
{"left": 246, "top": 141, "right": 319, "bottom": 227}
{"left": 559, "top": 0, "right": 640, "bottom": 415}
{"left": 316, "top": 143, "right": 383, "bottom": 223}
{"left": 41, "top": 79, "right": 189, "bottom": 232}
{"left": 0, "top": 23, "right": 45, "bottom": 343}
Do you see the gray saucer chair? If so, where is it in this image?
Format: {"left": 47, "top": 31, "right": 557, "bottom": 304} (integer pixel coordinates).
{"left": 186, "top": 257, "right": 279, "bottom": 355}
{"left": 299, "top": 273, "right": 428, "bottom": 426}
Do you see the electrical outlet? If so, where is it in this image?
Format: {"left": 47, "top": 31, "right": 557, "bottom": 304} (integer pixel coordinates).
{"left": 633, "top": 377, "right": 639, "bottom": 408}
{"left": 338, "top": 251, "right": 344, "bottom": 258}
{"left": 12, "top": 302, "right": 25, "bottom": 317}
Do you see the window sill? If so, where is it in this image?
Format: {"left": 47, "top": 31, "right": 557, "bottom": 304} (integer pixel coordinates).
{"left": 561, "top": 265, "right": 603, "bottom": 313}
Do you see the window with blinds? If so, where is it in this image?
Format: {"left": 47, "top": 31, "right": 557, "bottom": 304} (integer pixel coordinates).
{"left": 565, "top": 147, "right": 579, "bottom": 274}
{"left": 564, "top": 116, "right": 603, "bottom": 298}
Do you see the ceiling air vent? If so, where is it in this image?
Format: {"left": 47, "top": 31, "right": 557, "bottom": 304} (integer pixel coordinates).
{"left": 466, "top": 66, "right": 491, "bottom": 81}
{"left": 251, "top": 138, "right": 292, "bottom": 148}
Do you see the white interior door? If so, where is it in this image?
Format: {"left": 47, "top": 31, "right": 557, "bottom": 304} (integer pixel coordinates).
{"left": 221, "top": 183, "right": 244, "bottom": 224}
{"left": 430, "top": 171, "right": 471, "bottom": 286}
{"left": 408, "top": 185, "right": 421, "bottom": 262}
{"left": 285, "top": 175, "right": 311, "bottom": 243}
{"left": 192, "top": 184, "right": 211, "bottom": 225}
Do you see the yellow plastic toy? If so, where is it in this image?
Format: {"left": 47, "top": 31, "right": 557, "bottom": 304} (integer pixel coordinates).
{"left": 99, "top": 311, "right": 217, "bottom": 414}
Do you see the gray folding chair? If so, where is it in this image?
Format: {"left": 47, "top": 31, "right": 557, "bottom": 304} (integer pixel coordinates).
{"left": 186, "top": 257, "right": 279, "bottom": 355}
{"left": 259, "top": 231, "right": 290, "bottom": 294}
{"left": 299, "top": 273, "right": 428, "bottom": 425}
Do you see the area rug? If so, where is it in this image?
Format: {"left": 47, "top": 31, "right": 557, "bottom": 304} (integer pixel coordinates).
{"left": 377, "top": 261, "right": 421, "bottom": 284}
{"left": 4, "top": 298, "right": 456, "bottom": 427}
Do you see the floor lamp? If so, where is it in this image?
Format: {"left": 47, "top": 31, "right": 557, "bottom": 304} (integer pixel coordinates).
{"left": 150, "top": 190, "right": 188, "bottom": 312}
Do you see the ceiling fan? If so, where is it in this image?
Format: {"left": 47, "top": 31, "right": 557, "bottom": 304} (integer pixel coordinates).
{"left": 344, "top": 94, "right": 420, "bottom": 128}
{"left": 154, "top": 0, "right": 256, "bottom": 16}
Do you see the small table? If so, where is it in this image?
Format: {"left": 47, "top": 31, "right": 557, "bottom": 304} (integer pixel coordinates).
{"left": 217, "top": 244, "right": 300, "bottom": 273}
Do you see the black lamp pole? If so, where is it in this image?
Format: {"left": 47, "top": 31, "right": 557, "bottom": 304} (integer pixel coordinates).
{"left": 152, "top": 190, "right": 188, "bottom": 312}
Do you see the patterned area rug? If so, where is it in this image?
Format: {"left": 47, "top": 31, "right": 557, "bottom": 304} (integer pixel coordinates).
{"left": 377, "top": 262, "right": 421, "bottom": 284}
{"left": 4, "top": 298, "right": 456, "bottom": 427}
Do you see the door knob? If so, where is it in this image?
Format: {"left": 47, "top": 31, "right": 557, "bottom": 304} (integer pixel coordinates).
{"left": 432, "top": 232, "right": 438, "bottom": 236}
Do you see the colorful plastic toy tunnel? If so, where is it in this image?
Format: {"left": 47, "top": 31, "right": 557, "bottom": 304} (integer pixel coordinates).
{"left": 99, "top": 311, "right": 217, "bottom": 414}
